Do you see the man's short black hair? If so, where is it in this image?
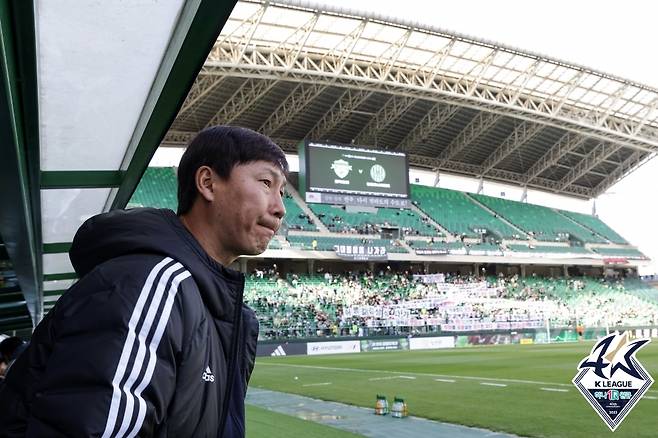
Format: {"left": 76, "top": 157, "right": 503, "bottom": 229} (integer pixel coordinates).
{"left": 176, "top": 126, "right": 289, "bottom": 215}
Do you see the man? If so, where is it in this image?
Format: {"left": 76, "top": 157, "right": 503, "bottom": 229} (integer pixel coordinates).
{"left": 0, "top": 126, "right": 288, "bottom": 437}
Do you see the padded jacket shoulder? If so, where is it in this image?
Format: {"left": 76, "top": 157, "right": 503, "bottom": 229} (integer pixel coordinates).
{"left": 0, "top": 209, "right": 259, "bottom": 438}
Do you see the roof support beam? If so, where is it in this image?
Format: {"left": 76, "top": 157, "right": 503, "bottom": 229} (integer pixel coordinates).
{"left": 557, "top": 143, "right": 622, "bottom": 191}
{"left": 259, "top": 82, "right": 327, "bottom": 137}
{"left": 320, "top": 19, "right": 367, "bottom": 75}
{"left": 396, "top": 103, "right": 459, "bottom": 152}
{"left": 205, "top": 77, "right": 278, "bottom": 127}
{"left": 592, "top": 150, "right": 650, "bottom": 197}
{"left": 178, "top": 74, "right": 227, "bottom": 117}
{"left": 41, "top": 171, "right": 125, "bottom": 189}
{"left": 524, "top": 132, "right": 588, "bottom": 183}
{"left": 437, "top": 111, "right": 502, "bottom": 166}
{"left": 373, "top": 29, "right": 412, "bottom": 82}
{"left": 306, "top": 88, "right": 372, "bottom": 140}
{"left": 632, "top": 96, "right": 658, "bottom": 136}
{"left": 162, "top": 130, "right": 194, "bottom": 146}
{"left": 213, "top": 1, "right": 267, "bottom": 64}
{"left": 275, "top": 12, "right": 319, "bottom": 69}
{"left": 404, "top": 152, "right": 593, "bottom": 197}
{"left": 480, "top": 121, "right": 544, "bottom": 175}
{"left": 352, "top": 95, "right": 416, "bottom": 146}
{"left": 203, "top": 44, "right": 658, "bottom": 151}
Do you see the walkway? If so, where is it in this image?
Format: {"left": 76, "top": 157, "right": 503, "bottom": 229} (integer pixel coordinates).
{"left": 247, "top": 387, "right": 520, "bottom": 437}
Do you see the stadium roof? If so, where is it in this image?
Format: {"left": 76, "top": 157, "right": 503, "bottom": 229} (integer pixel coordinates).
{"left": 163, "top": 0, "right": 658, "bottom": 200}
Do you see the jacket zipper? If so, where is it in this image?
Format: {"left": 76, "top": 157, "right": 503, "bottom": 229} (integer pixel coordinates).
{"left": 217, "top": 278, "right": 245, "bottom": 435}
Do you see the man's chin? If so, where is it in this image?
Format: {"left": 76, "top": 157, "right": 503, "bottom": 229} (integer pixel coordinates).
{"left": 246, "top": 243, "right": 269, "bottom": 256}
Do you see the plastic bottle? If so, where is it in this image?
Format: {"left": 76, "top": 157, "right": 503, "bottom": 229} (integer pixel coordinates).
{"left": 374, "top": 394, "right": 389, "bottom": 415}
{"left": 391, "top": 396, "right": 408, "bottom": 418}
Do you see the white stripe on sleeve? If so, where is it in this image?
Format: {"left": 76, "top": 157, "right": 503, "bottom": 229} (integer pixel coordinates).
{"left": 126, "top": 270, "right": 192, "bottom": 438}
{"left": 100, "top": 257, "right": 174, "bottom": 438}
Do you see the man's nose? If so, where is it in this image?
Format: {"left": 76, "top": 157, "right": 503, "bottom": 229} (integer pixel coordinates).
{"left": 271, "top": 193, "right": 286, "bottom": 219}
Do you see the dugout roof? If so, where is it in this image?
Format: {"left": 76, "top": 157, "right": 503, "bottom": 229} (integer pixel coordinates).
{"left": 0, "top": 0, "right": 236, "bottom": 329}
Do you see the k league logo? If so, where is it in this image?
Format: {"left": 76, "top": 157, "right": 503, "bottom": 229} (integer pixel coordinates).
{"left": 572, "top": 332, "right": 653, "bottom": 431}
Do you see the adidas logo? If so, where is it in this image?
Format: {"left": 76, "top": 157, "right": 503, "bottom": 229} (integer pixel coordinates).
{"left": 271, "top": 345, "right": 286, "bottom": 356}
{"left": 202, "top": 366, "right": 215, "bottom": 382}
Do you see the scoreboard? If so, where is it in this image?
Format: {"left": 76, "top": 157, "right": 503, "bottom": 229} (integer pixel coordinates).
{"left": 300, "top": 141, "right": 409, "bottom": 199}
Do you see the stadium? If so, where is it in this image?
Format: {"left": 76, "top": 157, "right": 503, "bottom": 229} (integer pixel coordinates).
{"left": 1, "top": 0, "right": 657, "bottom": 437}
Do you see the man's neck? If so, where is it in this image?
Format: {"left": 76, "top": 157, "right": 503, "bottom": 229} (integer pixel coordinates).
{"left": 179, "top": 214, "right": 236, "bottom": 267}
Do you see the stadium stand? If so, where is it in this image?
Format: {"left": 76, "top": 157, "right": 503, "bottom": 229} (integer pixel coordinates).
{"left": 506, "top": 244, "right": 593, "bottom": 255}
{"left": 244, "top": 270, "right": 658, "bottom": 339}
{"left": 590, "top": 247, "right": 647, "bottom": 259}
{"left": 282, "top": 193, "right": 317, "bottom": 231}
{"left": 406, "top": 240, "right": 466, "bottom": 254}
{"left": 286, "top": 235, "right": 408, "bottom": 253}
{"left": 307, "top": 203, "right": 440, "bottom": 236}
{"left": 128, "top": 167, "right": 178, "bottom": 210}
{"left": 466, "top": 242, "right": 504, "bottom": 255}
{"left": 410, "top": 185, "right": 526, "bottom": 240}
{"left": 127, "top": 168, "right": 642, "bottom": 264}
{"left": 557, "top": 210, "right": 628, "bottom": 244}
{"left": 470, "top": 193, "right": 607, "bottom": 243}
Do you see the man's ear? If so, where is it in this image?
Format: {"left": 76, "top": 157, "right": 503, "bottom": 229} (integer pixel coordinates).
{"left": 195, "top": 166, "right": 215, "bottom": 202}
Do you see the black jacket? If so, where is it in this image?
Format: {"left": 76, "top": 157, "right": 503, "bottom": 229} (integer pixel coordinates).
{"left": 0, "top": 208, "right": 259, "bottom": 437}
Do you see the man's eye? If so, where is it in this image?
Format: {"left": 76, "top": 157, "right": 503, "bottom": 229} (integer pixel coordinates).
{"left": 261, "top": 180, "right": 271, "bottom": 188}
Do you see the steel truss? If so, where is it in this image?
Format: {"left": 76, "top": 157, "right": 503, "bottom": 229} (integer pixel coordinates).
{"left": 353, "top": 95, "right": 416, "bottom": 146}
{"left": 259, "top": 82, "right": 328, "bottom": 137}
{"left": 165, "top": 0, "right": 658, "bottom": 199}
{"left": 206, "top": 0, "right": 658, "bottom": 152}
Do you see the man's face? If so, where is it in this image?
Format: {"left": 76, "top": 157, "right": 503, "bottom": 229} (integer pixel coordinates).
{"left": 211, "top": 160, "right": 286, "bottom": 259}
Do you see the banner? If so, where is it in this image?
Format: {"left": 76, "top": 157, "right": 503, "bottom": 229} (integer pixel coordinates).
{"left": 256, "top": 342, "right": 307, "bottom": 357}
{"left": 307, "top": 340, "right": 361, "bottom": 355}
{"left": 334, "top": 244, "right": 388, "bottom": 261}
{"left": 409, "top": 336, "right": 455, "bottom": 350}
{"left": 412, "top": 273, "right": 445, "bottom": 284}
{"left": 603, "top": 257, "right": 629, "bottom": 264}
{"left": 414, "top": 248, "right": 448, "bottom": 255}
{"left": 360, "top": 338, "right": 409, "bottom": 352}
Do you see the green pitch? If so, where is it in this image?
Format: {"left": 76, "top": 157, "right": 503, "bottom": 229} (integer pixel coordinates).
{"left": 249, "top": 341, "right": 658, "bottom": 438}
{"left": 246, "top": 404, "right": 364, "bottom": 437}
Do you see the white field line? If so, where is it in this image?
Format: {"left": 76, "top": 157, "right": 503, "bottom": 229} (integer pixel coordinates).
{"left": 260, "top": 363, "right": 658, "bottom": 394}
{"left": 644, "top": 396, "right": 657, "bottom": 400}
{"left": 434, "top": 378, "right": 456, "bottom": 383}
{"left": 368, "top": 375, "right": 416, "bottom": 381}
{"left": 480, "top": 382, "right": 507, "bottom": 387}
{"left": 540, "top": 387, "right": 569, "bottom": 393}
{"left": 259, "top": 362, "right": 571, "bottom": 387}
{"left": 302, "top": 382, "right": 332, "bottom": 387}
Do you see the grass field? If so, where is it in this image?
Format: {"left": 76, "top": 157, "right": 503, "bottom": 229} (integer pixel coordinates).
{"left": 248, "top": 341, "right": 658, "bottom": 438}
{"left": 246, "top": 404, "right": 364, "bottom": 437}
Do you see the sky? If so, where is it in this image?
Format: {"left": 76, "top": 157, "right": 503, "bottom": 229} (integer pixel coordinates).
{"left": 153, "top": 0, "right": 658, "bottom": 273}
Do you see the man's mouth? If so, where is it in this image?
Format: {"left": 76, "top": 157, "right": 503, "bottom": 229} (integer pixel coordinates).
{"left": 259, "top": 223, "right": 277, "bottom": 236}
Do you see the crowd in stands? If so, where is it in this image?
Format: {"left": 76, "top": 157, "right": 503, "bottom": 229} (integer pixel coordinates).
{"left": 245, "top": 267, "right": 658, "bottom": 340}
